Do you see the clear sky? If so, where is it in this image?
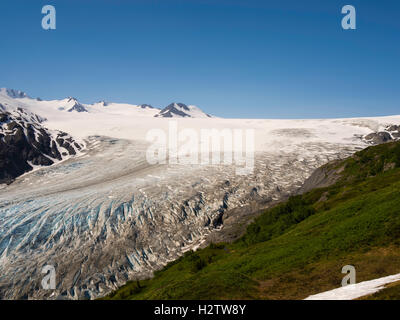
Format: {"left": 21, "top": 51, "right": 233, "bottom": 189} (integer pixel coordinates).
{"left": 0, "top": 0, "right": 399, "bottom": 118}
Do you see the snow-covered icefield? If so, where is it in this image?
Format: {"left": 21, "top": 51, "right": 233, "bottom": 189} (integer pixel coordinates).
{"left": 1, "top": 89, "right": 400, "bottom": 299}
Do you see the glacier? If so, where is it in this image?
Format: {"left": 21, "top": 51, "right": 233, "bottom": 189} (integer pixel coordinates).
{"left": 1, "top": 88, "right": 400, "bottom": 299}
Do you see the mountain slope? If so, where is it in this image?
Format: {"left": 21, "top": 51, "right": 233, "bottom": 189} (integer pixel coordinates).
{"left": 360, "top": 280, "right": 400, "bottom": 299}
{"left": 104, "top": 141, "right": 400, "bottom": 300}
{"left": 0, "top": 107, "right": 83, "bottom": 184}
{"left": 63, "top": 97, "right": 88, "bottom": 112}
{"left": 0, "top": 88, "right": 160, "bottom": 120}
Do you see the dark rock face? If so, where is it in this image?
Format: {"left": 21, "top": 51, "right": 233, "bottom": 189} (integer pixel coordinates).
{"left": 97, "top": 101, "right": 108, "bottom": 107}
{"left": 0, "top": 109, "right": 82, "bottom": 184}
{"left": 387, "top": 125, "right": 400, "bottom": 138}
{"left": 67, "top": 102, "right": 87, "bottom": 112}
{"left": 138, "top": 104, "right": 154, "bottom": 109}
{"left": 155, "top": 102, "right": 191, "bottom": 118}
{"left": 168, "top": 102, "right": 189, "bottom": 110}
{"left": 387, "top": 125, "right": 400, "bottom": 132}
{"left": 363, "top": 125, "right": 400, "bottom": 145}
{"left": 154, "top": 102, "right": 211, "bottom": 118}
{"left": 1, "top": 88, "right": 28, "bottom": 99}
{"left": 364, "top": 132, "right": 392, "bottom": 144}
{"left": 297, "top": 160, "right": 343, "bottom": 194}
{"left": 60, "top": 98, "right": 88, "bottom": 113}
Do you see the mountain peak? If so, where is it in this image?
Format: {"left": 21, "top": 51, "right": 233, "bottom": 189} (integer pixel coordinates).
{"left": 0, "top": 88, "right": 30, "bottom": 99}
{"left": 137, "top": 104, "right": 155, "bottom": 109}
{"left": 155, "top": 102, "right": 211, "bottom": 118}
{"left": 168, "top": 102, "right": 190, "bottom": 111}
{"left": 58, "top": 97, "right": 88, "bottom": 112}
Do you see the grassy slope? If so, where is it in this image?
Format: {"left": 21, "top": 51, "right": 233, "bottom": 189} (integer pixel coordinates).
{"left": 103, "top": 141, "right": 400, "bottom": 300}
{"left": 360, "top": 281, "right": 400, "bottom": 300}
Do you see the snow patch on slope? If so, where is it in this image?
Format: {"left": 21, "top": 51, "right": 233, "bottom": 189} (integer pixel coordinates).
{"left": 305, "top": 273, "right": 400, "bottom": 300}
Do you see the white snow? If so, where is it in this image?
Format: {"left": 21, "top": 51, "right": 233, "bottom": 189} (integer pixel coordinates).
{"left": 185, "top": 104, "right": 211, "bottom": 118}
{"left": 1, "top": 88, "right": 400, "bottom": 150}
{"left": 305, "top": 273, "right": 400, "bottom": 300}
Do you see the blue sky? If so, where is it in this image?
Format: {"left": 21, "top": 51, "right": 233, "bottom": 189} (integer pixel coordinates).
{"left": 0, "top": 0, "right": 399, "bottom": 118}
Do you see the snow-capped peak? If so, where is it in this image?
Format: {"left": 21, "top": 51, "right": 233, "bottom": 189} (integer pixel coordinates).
{"left": 60, "top": 97, "right": 88, "bottom": 112}
{"left": 155, "top": 102, "right": 211, "bottom": 118}
{"left": 0, "top": 88, "right": 212, "bottom": 121}
{"left": 97, "top": 100, "right": 108, "bottom": 107}
{"left": 0, "top": 88, "right": 30, "bottom": 99}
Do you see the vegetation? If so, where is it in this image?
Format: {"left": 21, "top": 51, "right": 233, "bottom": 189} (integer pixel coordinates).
{"left": 360, "top": 282, "right": 400, "bottom": 300}
{"left": 103, "top": 141, "right": 400, "bottom": 300}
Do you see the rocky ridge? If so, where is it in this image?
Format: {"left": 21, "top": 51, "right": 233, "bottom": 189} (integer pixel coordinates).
{"left": 0, "top": 107, "right": 83, "bottom": 184}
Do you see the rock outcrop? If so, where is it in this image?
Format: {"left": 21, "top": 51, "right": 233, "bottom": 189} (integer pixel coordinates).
{"left": 363, "top": 125, "right": 400, "bottom": 145}
{"left": 0, "top": 108, "right": 83, "bottom": 184}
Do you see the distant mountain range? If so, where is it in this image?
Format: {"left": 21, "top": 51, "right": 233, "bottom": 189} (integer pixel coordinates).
{"left": 0, "top": 88, "right": 212, "bottom": 118}
{"left": 0, "top": 88, "right": 216, "bottom": 183}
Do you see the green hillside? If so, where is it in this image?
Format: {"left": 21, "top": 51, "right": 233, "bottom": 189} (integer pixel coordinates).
{"left": 103, "top": 141, "right": 400, "bottom": 300}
